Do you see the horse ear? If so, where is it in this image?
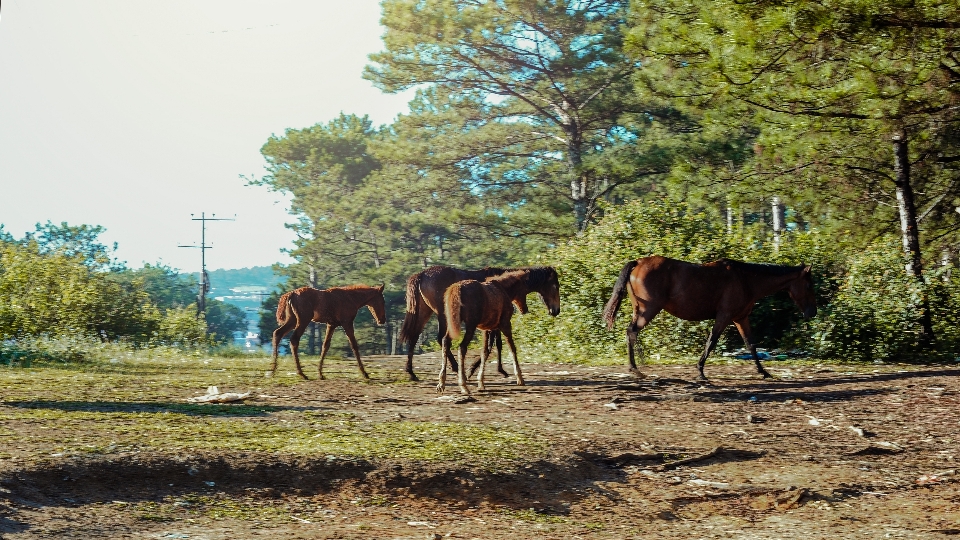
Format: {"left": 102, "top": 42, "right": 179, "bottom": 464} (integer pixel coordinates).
{"left": 376, "top": 284, "right": 385, "bottom": 292}
{"left": 802, "top": 265, "right": 812, "bottom": 275}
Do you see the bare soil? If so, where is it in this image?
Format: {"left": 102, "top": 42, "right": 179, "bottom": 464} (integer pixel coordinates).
{"left": 2, "top": 353, "right": 959, "bottom": 539}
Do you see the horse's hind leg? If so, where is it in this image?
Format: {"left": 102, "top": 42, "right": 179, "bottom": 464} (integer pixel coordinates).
{"left": 403, "top": 303, "right": 432, "bottom": 382}
{"left": 343, "top": 321, "right": 370, "bottom": 379}
{"left": 456, "top": 325, "right": 476, "bottom": 395}
{"left": 317, "top": 324, "right": 336, "bottom": 380}
{"left": 734, "top": 317, "right": 771, "bottom": 378}
{"left": 696, "top": 319, "right": 729, "bottom": 382}
{"left": 627, "top": 303, "right": 662, "bottom": 375}
{"left": 437, "top": 315, "right": 459, "bottom": 373}
{"left": 476, "top": 330, "right": 491, "bottom": 391}
{"left": 493, "top": 330, "right": 507, "bottom": 377}
{"left": 270, "top": 319, "right": 296, "bottom": 376}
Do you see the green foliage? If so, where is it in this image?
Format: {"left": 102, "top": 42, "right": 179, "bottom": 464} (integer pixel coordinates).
{"left": 23, "top": 221, "right": 119, "bottom": 269}
{"left": 0, "top": 242, "right": 160, "bottom": 343}
{"left": 156, "top": 305, "right": 208, "bottom": 347}
{"left": 808, "top": 239, "right": 960, "bottom": 362}
{"left": 112, "top": 263, "right": 197, "bottom": 310}
{"left": 203, "top": 299, "right": 247, "bottom": 344}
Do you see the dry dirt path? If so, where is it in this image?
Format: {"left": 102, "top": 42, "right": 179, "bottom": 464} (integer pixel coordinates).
{"left": 1, "top": 353, "right": 958, "bottom": 538}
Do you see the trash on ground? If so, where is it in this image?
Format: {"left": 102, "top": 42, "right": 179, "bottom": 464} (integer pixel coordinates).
{"left": 186, "top": 386, "right": 252, "bottom": 403}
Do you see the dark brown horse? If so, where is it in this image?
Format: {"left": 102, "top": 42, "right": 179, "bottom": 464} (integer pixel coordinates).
{"left": 399, "top": 265, "right": 523, "bottom": 381}
{"left": 270, "top": 284, "right": 386, "bottom": 380}
{"left": 440, "top": 267, "right": 561, "bottom": 395}
{"left": 603, "top": 256, "right": 816, "bottom": 380}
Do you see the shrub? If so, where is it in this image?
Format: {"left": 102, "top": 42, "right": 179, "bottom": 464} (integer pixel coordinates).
{"left": 808, "top": 239, "right": 960, "bottom": 362}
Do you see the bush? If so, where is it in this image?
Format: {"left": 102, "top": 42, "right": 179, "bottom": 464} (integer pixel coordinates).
{"left": 0, "top": 243, "right": 160, "bottom": 343}
{"left": 808, "top": 239, "right": 960, "bottom": 362}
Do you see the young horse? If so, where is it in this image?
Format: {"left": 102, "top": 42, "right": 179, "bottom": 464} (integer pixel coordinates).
{"left": 439, "top": 267, "right": 561, "bottom": 395}
{"left": 399, "top": 265, "right": 522, "bottom": 381}
{"left": 270, "top": 284, "right": 386, "bottom": 380}
{"left": 603, "top": 256, "right": 816, "bottom": 381}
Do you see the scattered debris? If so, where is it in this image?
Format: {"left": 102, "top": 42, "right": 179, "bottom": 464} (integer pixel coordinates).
{"left": 603, "top": 402, "right": 619, "bottom": 410}
{"left": 746, "top": 414, "right": 765, "bottom": 423}
{"left": 687, "top": 478, "right": 731, "bottom": 489}
{"left": 434, "top": 395, "right": 476, "bottom": 404}
{"left": 848, "top": 426, "right": 867, "bottom": 437}
{"left": 917, "top": 469, "right": 956, "bottom": 485}
{"left": 657, "top": 446, "right": 766, "bottom": 471}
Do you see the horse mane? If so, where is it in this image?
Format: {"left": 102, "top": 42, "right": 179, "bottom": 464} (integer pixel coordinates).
{"left": 330, "top": 284, "right": 377, "bottom": 291}
{"left": 486, "top": 266, "right": 557, "bottom": 288}
{"left": 716, "top": 259, "right": 804, "bottom": 277}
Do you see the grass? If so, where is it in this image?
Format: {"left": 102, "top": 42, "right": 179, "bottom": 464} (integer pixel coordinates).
{"left": 0, "top": 353, "right": 546, "bottom": 463}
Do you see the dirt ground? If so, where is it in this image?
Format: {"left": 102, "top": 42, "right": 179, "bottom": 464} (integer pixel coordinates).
{"left": 1, "top": 353, "right": 959, "bottom": 539}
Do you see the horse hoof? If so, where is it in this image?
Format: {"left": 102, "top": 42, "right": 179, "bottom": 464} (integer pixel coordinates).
{"left": 629, "top": 369, "right": 646, "bottom": 379}
{"left": 408, "top": 373, "right": 420, "bottom": 382}
{"left": 436, "top": 385, "right": 445, "bottom": 395}
{"left": 318, "top": 374, "right": 326, "bottom": 381}
{"left": 298, "top": 374, "right": 309, "bottom": 381}
{"left": 760, "top": 371, "right": 773, "bottom": 379}
{"left": 516, "top": 380, "right": 525, "bottom": 386}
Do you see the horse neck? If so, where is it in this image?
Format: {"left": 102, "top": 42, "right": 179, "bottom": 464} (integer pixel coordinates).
{"left": 491, "top": 274, "right": 529, "bottom": 300}
{"left": 748, "top": 268, "right": 802, "bottom": 299}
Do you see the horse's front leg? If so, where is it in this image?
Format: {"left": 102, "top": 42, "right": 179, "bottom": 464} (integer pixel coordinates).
{"left": 289, "top": 321, "right": 311, "bottom": 380}
{"left": 733, "top": 317, "right": 771, "bottom": 379}
{"left": 342, "top": 321, "right": 370, "bottom": 379}
{"left": 501, "top": 324, "right": 524, "bottom": 386}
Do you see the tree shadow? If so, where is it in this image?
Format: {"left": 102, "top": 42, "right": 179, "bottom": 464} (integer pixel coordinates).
{"left": 3, "top": 400, "right": 337, "bottom": 417}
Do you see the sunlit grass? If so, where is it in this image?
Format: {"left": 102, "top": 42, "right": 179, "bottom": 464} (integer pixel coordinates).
{"left": 0, "top": 352, "right": 546, "bottom": 463}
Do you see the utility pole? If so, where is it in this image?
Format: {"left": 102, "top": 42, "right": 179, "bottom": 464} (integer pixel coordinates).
{"left": 178, "top": 212, "right": 235, "bottom": 318}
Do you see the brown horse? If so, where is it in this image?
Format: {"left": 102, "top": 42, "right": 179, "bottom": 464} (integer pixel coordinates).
{"left": 440, "top": 267, "right": 561, "bottom": 395}
{"left": 399, "top": 265, "right": 523, "bottom": 381}
{"left": 270, "top": 284, "right": 386, "bottom": 380}
{"left": 603, "top": 256, "right": 816, "bottom": 381}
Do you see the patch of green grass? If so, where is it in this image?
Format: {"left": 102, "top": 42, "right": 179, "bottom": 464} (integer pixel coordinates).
{"left": 1, "top": 405, "right": 545, "bottom": 461}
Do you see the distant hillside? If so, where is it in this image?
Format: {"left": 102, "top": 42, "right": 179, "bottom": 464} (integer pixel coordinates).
{"left": 194, "top": 266, "right": 286, "bottom": 293}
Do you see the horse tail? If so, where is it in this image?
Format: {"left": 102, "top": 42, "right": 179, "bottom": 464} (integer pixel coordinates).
{"left": 603, "top": 260, "right": 638, "bottom": 330}
{"left": 276, "top": 292, "right": 292, "bottom": 324}
{"left": 444, "top": 284, "right": 463, "bottom": 340}
{"left": 399, "top": 273, "right": 422, "bottom": 346}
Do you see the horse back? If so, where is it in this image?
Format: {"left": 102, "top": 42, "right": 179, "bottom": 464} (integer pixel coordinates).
{"left": 633, "top": 257, "right": 745, "bottom": 321}
{"left": 418, "top": 266, "right": 499, "bottom": 314}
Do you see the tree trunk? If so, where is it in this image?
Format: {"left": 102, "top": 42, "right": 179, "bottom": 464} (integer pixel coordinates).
{"left": 892, "top": 133, "right": 935, "bottom": 340}
{"left": 566, "top": 128, "right": 589, "bottom": 232}
{"left": 308, "top": 265, "right": 319, "bottom": 355}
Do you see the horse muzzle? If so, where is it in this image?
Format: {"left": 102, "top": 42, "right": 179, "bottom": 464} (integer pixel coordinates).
{"left": 549, "top": 307, "right": 560, "bottom": 317}
{"left": 803, "top": 307, "right": 817, "bottom": 319}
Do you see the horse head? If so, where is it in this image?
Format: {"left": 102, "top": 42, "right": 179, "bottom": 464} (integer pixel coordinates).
{"left": 368, "top": 284, "right": 387, "bottom": 325}
{"left": 787, "top": 265, "right": 817, "bottom": 319}
{"left": 534, "top": 267, "right": 561, "bottom": 317}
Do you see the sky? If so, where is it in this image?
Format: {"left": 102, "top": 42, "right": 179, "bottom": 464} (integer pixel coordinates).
{"left": 0, "top": 1, "right": 414, "bottom": 272}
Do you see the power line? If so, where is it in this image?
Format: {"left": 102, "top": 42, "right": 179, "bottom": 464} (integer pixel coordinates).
{"left": 178, "top": 212, "right": 235, "bottom": 317}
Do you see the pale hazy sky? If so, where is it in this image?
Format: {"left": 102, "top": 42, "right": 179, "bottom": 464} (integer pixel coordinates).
{"left": 0, "top": 1, "right": 414, "bottom": 272}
